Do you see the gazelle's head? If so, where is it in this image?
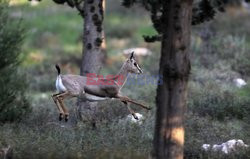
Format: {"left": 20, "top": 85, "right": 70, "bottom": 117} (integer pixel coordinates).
{"left": 125, "top": 52, "right": 143, "bottom": 74}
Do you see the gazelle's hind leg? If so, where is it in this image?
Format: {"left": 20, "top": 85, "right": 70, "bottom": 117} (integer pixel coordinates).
{"left": 122, "top": 101, "right": 138, "bottom": 120}
{"left": 56, "top": 92, "right": 71, "bottom": 122}
{"left": 58, "top": 98, "right": 69, "bottom": 122}
{"left": 51, "top": 93, "right": 64, "bottom": 121}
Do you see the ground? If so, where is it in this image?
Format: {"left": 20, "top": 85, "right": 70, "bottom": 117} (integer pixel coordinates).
{"left": 0, "top": 1, "right": 250, "bottom": 158}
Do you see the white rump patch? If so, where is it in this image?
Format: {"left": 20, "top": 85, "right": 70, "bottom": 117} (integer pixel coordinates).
{"left": 56, "top": 75, "right": 67, "bottom": 93}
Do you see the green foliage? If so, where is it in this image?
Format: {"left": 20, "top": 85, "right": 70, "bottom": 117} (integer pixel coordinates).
{"left": 105, "top": 14, "right": 151, "bottom": 40}
{"left": 0, "top": 0, "right": 31, "bottom": 122}
{"left": 233, "top": 51, "right": 250, "bottom": 77}
{"left": 1, "top": 93, "right": 249, "bottom": 158}
{"left": 189, "top": 85, "right": 250, "bottom": 121}
{"left": 0, "top": 95, "right": 154, "bottom": 159}
{"left": 1, "top": 1, "right": 250, "bottom": 158}
{"left": 192, "top": 0, "right": 250, "bottom": 25}
{"left": 211, "top": 35, "right": 250, "bottom": 76}
{"left": 236, "top": 84, "right": 250, "bottom": 97}
{"left": 52, "top": 0, "right": 76, "bottom": 8}
{"left": 185, "top": 113, "right": 250, "bottom": 159}
{"left": 122, "top": 0, "right": 163, "bottom": 42}
{"left": 192, "top": 0, "right": 216, "bottom": 25}
{"left": 122, "top": 0, "right": 250, "bottom": 42}
{"left": 191, "top": 31, "right": 249, "bottom": 76}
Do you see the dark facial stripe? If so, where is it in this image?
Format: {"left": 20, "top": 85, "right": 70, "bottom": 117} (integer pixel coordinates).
{"left": 136, "top": 64, "right": 143, "bottom": 73}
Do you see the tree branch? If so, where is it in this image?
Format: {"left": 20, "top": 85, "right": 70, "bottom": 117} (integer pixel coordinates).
{"left": 73, "top": 0, "right": 84, "bottom": 17}
{"left": 143, "top": 35, "right": 162, "bottom": 43}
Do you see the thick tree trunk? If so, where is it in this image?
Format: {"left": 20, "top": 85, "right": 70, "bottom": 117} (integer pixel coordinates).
{"left": 153, "top": 0, "right": 193, "bottom": 159}
{"left": 80, "top": 0, "right": 105, "bottom": 74}
{"left": 77, "top": 0, "right": 105, "bottom": 125}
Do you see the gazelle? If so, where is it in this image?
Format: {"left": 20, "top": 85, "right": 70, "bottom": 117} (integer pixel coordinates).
{"left": 52, "top": 52, "right": 150, "bottom": 122}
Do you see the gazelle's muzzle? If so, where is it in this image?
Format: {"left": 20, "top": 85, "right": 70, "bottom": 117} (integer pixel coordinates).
{"left": 139, "top": 69, "right": 143, "bottom": 74}
{"left": 137, "top": 65, "right": 143, "bottom": 74}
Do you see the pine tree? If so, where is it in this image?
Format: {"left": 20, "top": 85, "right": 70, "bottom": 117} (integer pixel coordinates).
{"left": 122, "top": 0, "right": 250, "bottom": 158}
{"left": 0, "top": 0, "right": 31, "bottom": 122}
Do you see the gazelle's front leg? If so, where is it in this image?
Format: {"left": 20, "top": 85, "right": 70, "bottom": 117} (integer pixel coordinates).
{"left": 122, "top": 101, "right": 138, "bottom": 120}
{"left": 51, "top": 93, "right": 64, "bottom": 121}
{"left": 117, "top": 94, "right": 151, "bottom": 110}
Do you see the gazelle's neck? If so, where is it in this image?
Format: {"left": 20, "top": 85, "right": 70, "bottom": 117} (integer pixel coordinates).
{"left": 114, "top": 63, "right": 129, "bottom": 89}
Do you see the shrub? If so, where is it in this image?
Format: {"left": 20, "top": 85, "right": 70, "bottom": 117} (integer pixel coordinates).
{"left": 0, "top": 0, "right": 31, "bottom": 122}
{"left": 0, "top": 95, "right": 155, "bottom": 159}
{"left": 191, "top": 31, "right": 249, "bottom": 77}
{"left": 188, "top": 84, "right": 250, "bottom": 121}
{"left": 185, "top": 113, "right": 250, "bottom": 159}
{"left": 232, "top": 52, "right": 250, "bottom": 77}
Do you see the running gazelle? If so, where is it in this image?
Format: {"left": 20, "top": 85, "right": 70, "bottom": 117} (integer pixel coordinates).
{"left": 51, "top": 52, "right": 150, "bottom": 122}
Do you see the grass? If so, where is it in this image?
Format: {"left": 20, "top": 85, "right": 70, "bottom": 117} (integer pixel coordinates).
{"left": 0, "top": 94, "right": 154, "bottom": 159}
{"left": 11, "top": 0, "right": 82, "bottom": 67}
{"left": 1, "top": 1, "right": 250, "bottom": 158}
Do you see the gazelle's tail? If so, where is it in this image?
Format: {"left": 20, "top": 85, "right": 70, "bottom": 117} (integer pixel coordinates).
{"left": 55, "top": 64, "right": 61, "bottom": 75}
{"left": 55, "top": 64, "right": 66, "bottom": 92}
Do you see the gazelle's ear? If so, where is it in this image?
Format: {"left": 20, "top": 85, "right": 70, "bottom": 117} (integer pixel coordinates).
{"left": 130, "top": 52, "right": 134, "bottom": 60}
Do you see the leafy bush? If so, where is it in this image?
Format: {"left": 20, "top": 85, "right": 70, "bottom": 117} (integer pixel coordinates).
{"left": 236, "top": 84, "right": 250, "bottom": 97}
{"left": 185, "top": 113, "right": 250, "bottom": 159}
{"left": 232, "top": 52, "right": 250, "bottom": 77}
{"left": 214, "top": 35, "right": 250, "bottom": 77}
{"left": 189, "top": 86, "right": 250, "bottom": 120}
{"left": 0, "top": 95, "right": 154, "bottom": 159}
{"left": 214, "top": 35, "right": 246, "bottom": 61}
{"left": 1, "top": 95, "right": 249, "bottom": 159}
{"left": 191, "top": 31, "right": 249, "bottom": 77}
{"left": 0, "top": 0, "right": 31, "bottom": 122}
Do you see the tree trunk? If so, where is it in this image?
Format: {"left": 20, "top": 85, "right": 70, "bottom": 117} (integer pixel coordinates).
{"left": 77, "top": 0, "right": 105, "bottom": 125}
{"left": 80, "top": 0, "right": 105, "bottom": 74}
{"left": 153, "top": 0, "right": 193, "bottom": 159}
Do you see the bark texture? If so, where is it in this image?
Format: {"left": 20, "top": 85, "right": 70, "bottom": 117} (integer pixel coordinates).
{"left": 77, "top": 0, "right": 105, "bottom": 124}
{"left": 153, "top": 0, "right": 193, "bottom": 159}
{"left": 81, "top": 0, "right": 105, "bottom": 74}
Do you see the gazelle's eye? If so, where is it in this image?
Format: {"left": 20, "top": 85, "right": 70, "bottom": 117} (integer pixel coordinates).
{"left": 134, "top": 63, "right": 137, "bottom": 66}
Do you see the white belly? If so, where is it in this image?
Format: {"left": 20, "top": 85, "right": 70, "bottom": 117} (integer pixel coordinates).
{"left": 56, "top": 75, "right": 67, "bottom": 93}
{"left": 83, "top": 93, "right": 108, "bottom": 102}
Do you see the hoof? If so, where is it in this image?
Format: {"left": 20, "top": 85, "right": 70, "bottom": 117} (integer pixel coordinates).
{"left": 59, "top": 113, "right": 64, "bottom": 121}
{"left": 133, "top": 114, "right": 139, "bottom": 120}
{"left": 65, "top": 114, "right": 69, "bottom": 122}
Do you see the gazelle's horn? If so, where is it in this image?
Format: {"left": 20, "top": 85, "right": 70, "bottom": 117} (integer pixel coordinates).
{"left": 130, "top": 51, "right": 134, "bottom": 60}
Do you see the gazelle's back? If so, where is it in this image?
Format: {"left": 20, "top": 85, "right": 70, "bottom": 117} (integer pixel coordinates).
{"left": 61, "top": 75, "right": 88, "bottom": 95}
